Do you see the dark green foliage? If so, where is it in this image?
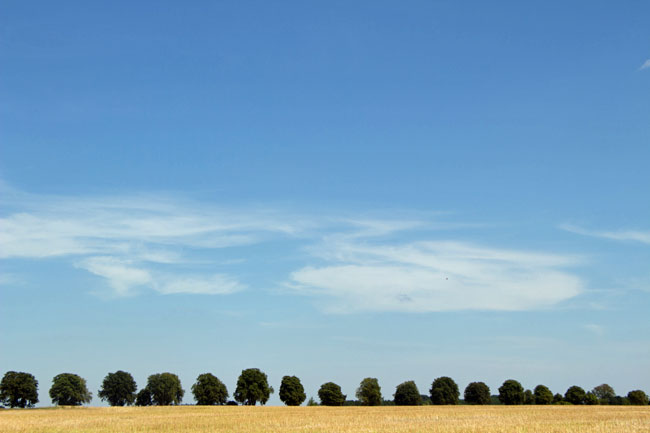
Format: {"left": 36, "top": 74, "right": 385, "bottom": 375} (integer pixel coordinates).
{"left": 533, "top": 385, "right": 553, "bottom": 405}
{"left": 420, "top": 394, "right": 432, "bottom": 405}
{"left": 394, "top": 381, "right": 421, "bottom": 406}
{"left": 192, "top": 373, "right": 228, "bottom": 405}
{"left": 0, "top": 371, "right": 39, "bottom": 408}
{"left": 609, "top": 396, "right": 630, "bottom": 405}
{"left": 585, "top": 392, "right": 599, "bottom": 405}
{"left": 318, "top": 382, "right": 346, "bottom": 406}
{"left": 135, "top": 388, "right": 152, "bottom": 406}
{"left": 552, "top": 393, "right": 564, "bottom": 404}
{"left": 430, "top": 377, "right": 459, "bottom": 405}
{"left": 356, "top": 378, "right": 382, "bottom": 406}
{"left": 498, "top": 379, "right": 524, "bottom": 405}
{"left": 279, "top": 376, "right": 306, "bottom": 406}
{"left": 627, "top": 390, "right": 649, "bottom": 405}
{"left": 306, "top": 396, "right": 318, "bottom": 406}
{"left": 592, "top": 384, "right": 616, "bottom": 404}
{"left": 234, "top": 368, "right": 273, "bottom": 406}
{"left": 523, "top": 389, "right": 534, "bottom": 404}
{"left": 564, "top": 386, "right": 586, "bottom": 405}
{"left": 463, "top": 382, "right": 491, "bottom": 405}
{"left": 98, "top": 371, "right": 137, "bottom": 406}
{"left": 49, "top": 373, "right": 92, "bottom": 406}
{"left": 146, "top": 373, "right": 184, "bottom": 406}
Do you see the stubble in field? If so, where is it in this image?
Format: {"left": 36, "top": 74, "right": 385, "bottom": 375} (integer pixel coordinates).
{"left": 1, "top": 405, "right": 649, "bottom": 433}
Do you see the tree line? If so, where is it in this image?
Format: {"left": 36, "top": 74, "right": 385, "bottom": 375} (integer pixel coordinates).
{"left": 1, "top": 370, "right": 648, "bottom": 408}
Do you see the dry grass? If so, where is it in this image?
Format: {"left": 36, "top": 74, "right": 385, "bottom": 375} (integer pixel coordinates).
{"left": 1, "top": 405, "right": 649, "bottom": 433}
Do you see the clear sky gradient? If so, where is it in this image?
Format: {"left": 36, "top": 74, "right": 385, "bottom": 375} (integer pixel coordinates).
{"left": 1, "top": 0, "right": 649, "bottom": 405}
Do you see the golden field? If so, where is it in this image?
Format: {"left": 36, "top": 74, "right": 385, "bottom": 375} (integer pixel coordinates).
{"left": 1, "top": 405, "right": 649, "bottom": 433}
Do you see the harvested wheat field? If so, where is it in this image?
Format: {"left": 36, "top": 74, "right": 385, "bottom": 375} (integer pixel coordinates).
{"left": 1, "top": 406, "right": 649, "bottom": 433}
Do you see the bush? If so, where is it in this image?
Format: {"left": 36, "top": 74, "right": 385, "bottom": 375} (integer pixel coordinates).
{"left": 135, "top": 388, "right": 152, "bottom": 406}
{"left": 585, "top": 392, "right": 599, "bottom": 405}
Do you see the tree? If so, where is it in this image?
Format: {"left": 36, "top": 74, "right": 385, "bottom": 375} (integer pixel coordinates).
{"left": 49, "top": 373, "right": 92, "bottom": 406}
{"left": 627, "top": 390, "right": 649, "bottom": 405}
{"left": 552, "top": 393, "right": 564, "bottom": 404}
{"left": 306, "top": 396, "right": 319, "bottom": 406}
{"left": 234, "top": 368, "right": 273, "bottom": 406}
{"left": 533, "top": 385, "right": 553, "bottom": 405}
{"left": 564, "top": 386, "right": 586, "bottom": 405}
{"left": 98, "top": 370, "right": 137, "bottom": 406}
{"left": 318, "top": 382, "right": 346, "bottom": 406}
{"left": 430, "top": 377, "right": 459, "bottom": 405}
{"left": 394, "top": 381, "right": 421, "bottom": 406}
{"left": 135, "top": 388, "right": 152, "bottom": 406}
{"left": 523, "top": 389, "right": 534, "bottom": 404}
{"left": 498, "top": 380, "right": 524, "bottom": 405}
{"left": 356, "top": 377, "right": 382, "bottom": 406}
{"left": 585, "top": 392, "right": 599, "bottom": 405}
{"left": 0, "top": 371, "right": 39, "bottom": 408}
{"left": 192, "top": 373, "right": 228, "bottom": 405}
{"left": 592, "top": 384, "right": 616, "bottom": 404}
{"left": 279, "top": 376, "right": 306, "bottom": 406}
{"left": 463, "top": 382, "right": 490, "bottom": 405}
{"left": 146, "top": 373, "right": 184, "bottom": 406}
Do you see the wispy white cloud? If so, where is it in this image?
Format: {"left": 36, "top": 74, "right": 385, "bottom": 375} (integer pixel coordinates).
{"left": 640, "top": 59, "right": 650, "bottom": 70}
{"left": 77, "top": 256, "right": 153, "bottom": 297}
{"left": 0, "top": 189, "right": 303, "bottom": 296}
{"left": 1, "top": 186, "right": 585, "bottom": 310}
{"left": 289, "top": 240, "right": 583, "bottom": 313}
{"left": 560, "top": 224, "right": 650, "bottom": 244}
{"left": 76, "top": 256, "right": 245, "bottom": 297}
{"left": 583, "top": 323, "right": 604, "bottom": 336}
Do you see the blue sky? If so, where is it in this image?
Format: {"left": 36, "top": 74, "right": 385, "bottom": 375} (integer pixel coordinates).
{"left": 1, "top": 0, "right": 649, "bottom": 405}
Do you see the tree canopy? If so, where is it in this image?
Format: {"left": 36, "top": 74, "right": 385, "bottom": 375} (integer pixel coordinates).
{"left": 49, "top": 373, "right": 92, "bottom": 406}
{"left": 627, "top": 390, "right": 649, "bottom": 406}
{"left": 430, "top": 376, "right": 459, "bottom": 405}
{"left": 0, "top": 371, "right": 39, "bottom": 408}
{"left": 279, "top": 375, "right": 306, "bottom": 406}
{"left": 356, "top": 378, "right": 382, "bottom": 406}
{"left": 146, "top": 373, "right": 184, "bottom": 406}
{"left": 98, "top": 370, "right": 137, "bottom": 406}
{"left": 498, "top": 379, "right": 524, "bottom": 405}
{"left": 318, "top": 382, "right": 346, "bottom": 406}
{"left": 394, "top": 381, "right": 421, "bottom": 406}
{"left": 464, "top": 382, "right": 490, "bottom": 405}
{"left": 234, "top": 368, "right": 273, "bottom": 406}
{"left": 192, "top": 373, "right": 228, "bottom": 405}
{"left": 135, "top": 388, "right": 152, "bottom": 406}
{"left": 592, "top": 384, "right": 616, "bottom": 404}
{"left": 564, "top": 386, "right": 586, "bottom": 405}
{"left": 533, "top": 385, "right": 553, "bottom": 405}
